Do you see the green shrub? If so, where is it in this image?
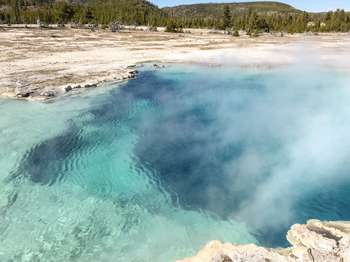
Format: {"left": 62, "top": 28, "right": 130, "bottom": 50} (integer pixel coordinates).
{"left": 165, "top": 21, "right": 183, "bottom": 33}
{"left": 231, "top": 30, "right": 239, "bottom": 37}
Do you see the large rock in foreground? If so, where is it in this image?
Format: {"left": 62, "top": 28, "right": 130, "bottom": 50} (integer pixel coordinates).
{"left": 179, "top": 220, "right": 350, "bottom": 262}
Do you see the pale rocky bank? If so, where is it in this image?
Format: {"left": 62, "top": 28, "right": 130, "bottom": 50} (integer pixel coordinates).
{"left": 179, "top": 219, "right": 350, "bottom": 262}
{"left": 1, "top": 26, "right": 350, "bottom": 101}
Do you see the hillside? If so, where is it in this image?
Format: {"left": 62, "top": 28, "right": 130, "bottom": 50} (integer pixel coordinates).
{"left": 163, "top": 1, "right": 299, "bottom": 19}
{"left": 1, "top": 0, "right": 349, "bottom": 33}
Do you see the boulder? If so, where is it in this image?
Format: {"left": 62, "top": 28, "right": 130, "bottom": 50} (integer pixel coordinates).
{"left": 15, "top": 91, "right": 32, "bottom": 98}
{"left": 40, "top": 90, "right": 56, "bottom": 98}
{"left": 128, "top": 70, "right": 138, "bottom": 78}
{"left": 84, "top": 83, "right": 98, "bottom": 88}
{"left": 179, "top": 220, "right": 350, "bottom": 262}
{"left": 64, "top": 85, "right": 72, "bottom": 92}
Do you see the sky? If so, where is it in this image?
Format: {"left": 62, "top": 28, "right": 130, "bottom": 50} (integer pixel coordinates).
{"left": 151, "top": 0, "right": 350, "bottom": 12}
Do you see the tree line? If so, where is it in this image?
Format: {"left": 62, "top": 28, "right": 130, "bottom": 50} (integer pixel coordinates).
{"left": 0, "top": 0, "right": 167, "bottom": 26}
{"left": 174, "top": 6, "right": 350, "bottom": 33}
{"left": 1, "top": 0, "right": 350, "bottom": 33}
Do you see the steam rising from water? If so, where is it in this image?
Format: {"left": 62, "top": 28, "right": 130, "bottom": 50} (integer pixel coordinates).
{"left": 1, "top": 62, "right": 350, "bottom": 260}
{"left": 132, "top": 65, "right": 350, "bottom": 245}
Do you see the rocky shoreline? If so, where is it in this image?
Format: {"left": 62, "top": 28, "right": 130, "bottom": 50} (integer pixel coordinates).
{"left": 179, "top": 220, "right": 350, "bottom": 262}
{"left": 2, "top": 67, "right": 139, "bottom": 101}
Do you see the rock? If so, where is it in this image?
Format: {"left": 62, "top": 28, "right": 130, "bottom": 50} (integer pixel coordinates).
{"left": 110, "top": 22, "right": 122, "bottom": 32}
{"left": 128, "top": 70, "right": 138, "bottom": 79}
{"left": 88, "top": 24, "right": 97, "bottom": 32}
{"left": 40, "top": 90, "right": 56, "bottom": 98}
{"left": 153, "top": 63, "right": 165, "bottom": 69}
{"left": 15, "top": 91, "right": 32, "bottom": 98}
{"left": 84, "top": 83, "right": 98, "bottom": 88}
{"left": 178, "top": 220, "right": 350, "bottom": 262}
{"left": 218, "top": 254, "right": 233, "bottom": 262}
{"left": 64, "top": 85, "right": 72, "bottom": 92}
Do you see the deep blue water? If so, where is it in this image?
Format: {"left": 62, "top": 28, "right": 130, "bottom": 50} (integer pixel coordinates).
{"left": 3, "top": 64, "right": 350, "bottom": 260}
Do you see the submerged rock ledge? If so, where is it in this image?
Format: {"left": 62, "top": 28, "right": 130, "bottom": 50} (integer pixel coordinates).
{"left": 179, "top": 220, "right": 350, "bottom": 262}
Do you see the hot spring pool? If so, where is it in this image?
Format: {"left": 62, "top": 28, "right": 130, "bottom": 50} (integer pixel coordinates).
{"left": 1, "top": 64, "right": 350, "bottom": 261}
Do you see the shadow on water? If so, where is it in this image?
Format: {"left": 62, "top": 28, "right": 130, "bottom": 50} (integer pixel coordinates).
{"left": 11, "top": 125, "right": 83, "bottom": 185}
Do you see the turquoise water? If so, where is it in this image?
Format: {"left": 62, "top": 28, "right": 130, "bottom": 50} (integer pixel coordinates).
{"left": 1, "top": 64, "right": 350, "bottom": 261}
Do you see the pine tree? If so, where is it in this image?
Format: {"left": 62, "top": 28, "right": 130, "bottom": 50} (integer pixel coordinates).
{"left": 223, "top": 5, "right": 231, "bottom": 30}
{"left": 11, "top": 0, "right": 21, "bottom": 23}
